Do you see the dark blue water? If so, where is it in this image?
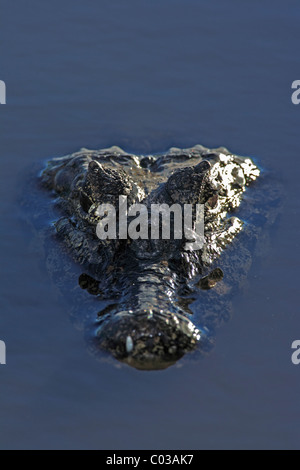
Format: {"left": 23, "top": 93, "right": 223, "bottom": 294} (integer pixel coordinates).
{"left": 1, "top": 0, "right": 300, "bottom": 450}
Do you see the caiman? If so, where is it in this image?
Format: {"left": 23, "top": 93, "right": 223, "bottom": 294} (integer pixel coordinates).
{"left": 40, "top": 144, "right": 263, "bottom": 370}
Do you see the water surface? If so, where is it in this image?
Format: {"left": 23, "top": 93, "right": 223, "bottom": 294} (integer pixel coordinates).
{"left": 0, "top": 0, "right": 299, "bottom": 450}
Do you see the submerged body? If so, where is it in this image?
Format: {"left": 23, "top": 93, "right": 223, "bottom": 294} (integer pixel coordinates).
{"left": 41, "top": 145, "right": 260, "bottom": 370}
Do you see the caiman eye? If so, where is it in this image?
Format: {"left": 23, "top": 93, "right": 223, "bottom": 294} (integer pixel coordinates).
{"left": 194, "top": 160, "right": 211, "bottom": 174}
{"left": 79, "top": 160, "right": 104, "bottom": 212}
{"left": 80, "top": 190, "right": 93, "bottom": 213}
{"left": 88, "top": 160, "right": 104, "bottom": 173}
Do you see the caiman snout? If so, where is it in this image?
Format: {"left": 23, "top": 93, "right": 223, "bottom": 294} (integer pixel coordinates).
{"left": 95, "top": 311, "right": 202, "bottom": 370}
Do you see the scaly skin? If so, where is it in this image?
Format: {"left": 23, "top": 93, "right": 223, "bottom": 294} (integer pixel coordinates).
{"left": 41, "top": 145, "right": 260, "bottom": 370}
